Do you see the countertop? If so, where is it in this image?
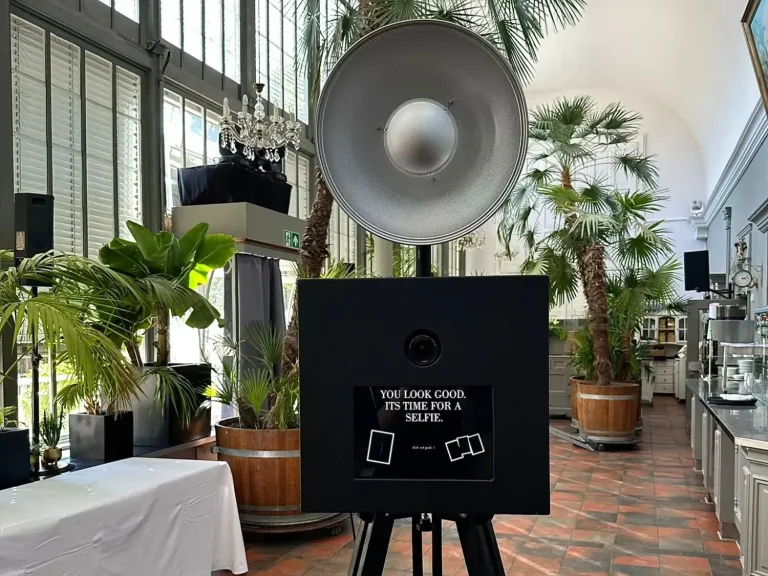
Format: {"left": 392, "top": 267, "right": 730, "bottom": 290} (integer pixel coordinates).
{"left": 686, "top": 378, "right": 768, "bottom": 451}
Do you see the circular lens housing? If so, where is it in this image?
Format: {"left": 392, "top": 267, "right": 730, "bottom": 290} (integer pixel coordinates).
{"left": 405, "top": 330, "right": 441, "bottom": 367}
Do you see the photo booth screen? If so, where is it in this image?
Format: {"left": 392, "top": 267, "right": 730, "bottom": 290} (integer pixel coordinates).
{"left": 354, "top": 386, "right": 493, "bottom": 480}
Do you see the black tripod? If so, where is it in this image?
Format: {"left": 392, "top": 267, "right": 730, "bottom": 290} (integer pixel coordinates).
{"left": 348, "top": 513, "right": 504, "bottom": 576}
{"left": 347, "top": 247, "right": 505, "bottom": 576}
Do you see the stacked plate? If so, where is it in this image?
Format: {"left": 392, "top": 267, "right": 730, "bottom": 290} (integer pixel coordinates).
{"left": 738, "top": 358, "right": 754, "bottom": 374}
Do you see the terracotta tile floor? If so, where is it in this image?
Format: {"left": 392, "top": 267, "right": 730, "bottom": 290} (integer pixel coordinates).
{"left": 221, "top": 397, "right": 743, "bottom": 576}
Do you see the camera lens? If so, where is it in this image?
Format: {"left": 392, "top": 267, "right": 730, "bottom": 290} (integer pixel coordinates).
{"left": 405, "top": 330, "right": 441, "bottom": 367}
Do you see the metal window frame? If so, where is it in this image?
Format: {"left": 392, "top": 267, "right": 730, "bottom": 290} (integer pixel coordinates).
{"left": 0, "top": 0, "right": 323, "bottom": 412}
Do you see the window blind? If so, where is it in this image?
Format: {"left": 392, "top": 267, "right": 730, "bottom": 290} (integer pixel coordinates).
{"left": 297, "top": 154, "right": 309, "bottom": 220}
{"left": 285, "top": 150, "right": 298, "bottom": 217}
{"left": 116, "top": 66, "right": 142, "bottom": 239}
{"left": 11, "top": 15, "right": 143, "bottom": 258}
{"left": 85, "top": 52, "right": 115, "bottom": 258}
{"left": 50, "top": 34, "right": 84, "bottom": 255}
{"left": 10, "top": 16, "right": 47, "bottom": 197}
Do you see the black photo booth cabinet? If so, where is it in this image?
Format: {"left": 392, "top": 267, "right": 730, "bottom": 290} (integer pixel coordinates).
{"left": 298, "top": 274, "right": 550, "bottom": 576}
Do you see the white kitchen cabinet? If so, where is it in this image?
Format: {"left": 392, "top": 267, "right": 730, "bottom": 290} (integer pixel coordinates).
{"left": 653, "top": 359, "right": 676, "bottom": 395}
{"left": 739, "top": 446, "right": 768, "bottom": 576}
{"left": 715, "top": 430, "right": 722, "bottom": 512}
{"left": 736, "top": 446, "right": 749, "bottom": 535}
{"left": 702, "top": 412, "right": 715, "bottom": 500}
{"left": 715, "top": 430, "right": 736, "bottom": 539}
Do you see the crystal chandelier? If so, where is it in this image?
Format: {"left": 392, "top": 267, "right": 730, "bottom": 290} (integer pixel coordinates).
{"left": 219, "top": 82, "right": 301, "bottom": 163}
{"left": 457, "top": 231, "right": 486, "bottom": 251}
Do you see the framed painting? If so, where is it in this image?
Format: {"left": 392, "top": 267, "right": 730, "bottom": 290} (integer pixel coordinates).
{"left": 743, "top": 0, "right": 768, "bottom": 112}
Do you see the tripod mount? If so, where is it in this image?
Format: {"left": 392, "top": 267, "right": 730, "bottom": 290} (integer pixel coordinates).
{"left": 349, "top": 513, "right": 504, "bottom": 576}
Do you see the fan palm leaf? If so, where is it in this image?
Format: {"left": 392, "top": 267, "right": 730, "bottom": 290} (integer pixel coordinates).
{"left": 499, "top": 96, "right": 676, "bottom": 385}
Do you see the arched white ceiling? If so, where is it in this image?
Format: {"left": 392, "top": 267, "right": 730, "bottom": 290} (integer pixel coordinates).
{"left": 525, "top": 0, "right": 760, "bottom": 197}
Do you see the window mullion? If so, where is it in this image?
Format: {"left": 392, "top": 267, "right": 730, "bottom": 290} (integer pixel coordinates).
{"left": 79, "top": 45, "right": 89, "bottom": 256}
{"left": 44, "top": 31, "right": 53, "bottom": 198}
{"left": 112, "top": 62, "right": 119, "bottom": 238}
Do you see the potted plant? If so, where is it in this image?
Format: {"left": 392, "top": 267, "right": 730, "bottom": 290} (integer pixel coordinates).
{"left": 30, "top": 435, "right": 41, "bottom": 474}
{"left": 97, "top": 221, "right": 236, "bottom": 448}
{"left": 2, "top": 251, "right": 144, "bottom": 463}
{"left": 210, "top": 262, "right": 354, "bottom": 530}
{"left": 498, "top": 96, "right": 674, "bottom": 444}
{"left": 40, "top": 411, "right": 64, "bottom": 468}
{"left": 206, "top": 323, "right": 301, "bottom": 529}
{"left": 0, "top": 407, "right": 29, "bottom": 489}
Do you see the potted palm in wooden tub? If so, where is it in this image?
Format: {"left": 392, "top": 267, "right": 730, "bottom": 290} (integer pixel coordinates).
{"left": 206, "top": 322, "right": 344, "bottom": 534}
{"left": 497, "top": 96, "right": 678, "bottom": 445}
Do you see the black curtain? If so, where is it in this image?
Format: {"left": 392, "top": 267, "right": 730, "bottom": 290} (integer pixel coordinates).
{"left": 221, "top": 254, "right": 286, "bottom": 419}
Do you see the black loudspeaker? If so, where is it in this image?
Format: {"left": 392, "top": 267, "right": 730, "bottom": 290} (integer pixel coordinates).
{"left": 684, "top": 250, "right": 710, "bottom": 292}
{"left": 14, "top": 193, "right": 54, "bottom": 260}
{"left": 299, "top": 276, "right": 550, "bottom": 515}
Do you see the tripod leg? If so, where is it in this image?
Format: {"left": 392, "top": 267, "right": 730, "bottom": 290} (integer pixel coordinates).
{"left": 348, "top": 513, "right": 395, "bottom": 576}
{"left": 456, "top": 516, "right": 504, "bottom": 576}
{"left": 432, "top": 515, "right": 442, "bottom": 576}
{"left": 412, "top": 515, "right": 423, "bottom": 576}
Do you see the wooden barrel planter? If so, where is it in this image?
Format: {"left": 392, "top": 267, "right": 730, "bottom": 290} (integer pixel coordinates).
{"left": 569, "top": 377, "right": 591, "bottom": 430}
{"left": 576, "top": 382, "right": 640, "bottom": 445}
{"left": 214, "top": 418, "right": 344, "bottom": 534}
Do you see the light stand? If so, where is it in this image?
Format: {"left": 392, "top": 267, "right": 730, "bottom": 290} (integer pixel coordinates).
{"left": 30, "top": 285, "right": 41, "bottom": 446}
{"left": 348, "top": 246, "right": 506, "bottom": 576}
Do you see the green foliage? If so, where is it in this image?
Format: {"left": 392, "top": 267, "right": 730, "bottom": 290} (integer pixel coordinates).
{"left": 500, "top": 96, "right": 683, "bottom": 383}
{"left": 498, "top": 97, "right": 670, "bottom": 305}
{"left": 302, "top": 0, "right": 586, "bottom": 103}
{"left": 548, "top": 319, "right": 566, "bottom": 341}
{"left": 1, "top": 252, "right": 144, "bottom": 414}
{"left": 205, "top": 323, "right": 299, "bottom": 430}
{"left": 569, "top": 263, "right": 688, "bottom": 382}
{"left": 362, "top": 235, "right": 442, "bottom": 277}
{"left": 40, "top": 411, "right": 64, "bottom": 449}
{"left": 0, "top": 406, "right": 18, "bottom": 430}
{"left": 98, "top": 221, "right": 236, "bottom": 360}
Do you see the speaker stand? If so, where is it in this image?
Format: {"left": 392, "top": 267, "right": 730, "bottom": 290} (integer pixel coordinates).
{"left": 30, "top": 285, "right": 41, "bottom": 445}
{"left": 348, "top": 513, "right": 504, "bottom": 576}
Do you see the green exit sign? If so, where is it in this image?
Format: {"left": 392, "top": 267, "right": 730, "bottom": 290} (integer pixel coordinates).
{"left": 284, "top": 230, "right": 301, "bottom": 249}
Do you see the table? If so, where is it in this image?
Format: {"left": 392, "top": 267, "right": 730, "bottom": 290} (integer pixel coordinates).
{"left": 0, "top": 458, "right": 248, "bottom": 576}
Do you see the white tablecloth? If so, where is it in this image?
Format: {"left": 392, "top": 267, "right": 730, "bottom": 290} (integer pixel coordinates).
{"left": 0, "top": 458, "right": 248, "bottom": 576}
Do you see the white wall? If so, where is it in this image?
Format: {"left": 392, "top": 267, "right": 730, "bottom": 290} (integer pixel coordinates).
{"left": 528, "top": 0, "right": 759, "bottom": 198}
{"left": 707, "top": 138, "right": 768, "bottom": 310}
{"left": 473, "top": 88, "right": 706, "bottom": 304}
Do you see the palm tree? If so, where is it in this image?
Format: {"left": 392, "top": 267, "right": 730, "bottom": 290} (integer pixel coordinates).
{"left": 283, "top": 0, "right": 588, "bottom": 369}
{"left": 497, "top": 96, "right": 672, "bottom": 386}
{"left": 606, "top": 262, "right": 687, "bottom": 382}
{"left": 0, "top": 252, "right": 143, "bottom": 414}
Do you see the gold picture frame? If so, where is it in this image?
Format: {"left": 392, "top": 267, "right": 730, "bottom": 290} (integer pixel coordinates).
{"left": 743, "top": 0, "right": 768, "bottom": 112}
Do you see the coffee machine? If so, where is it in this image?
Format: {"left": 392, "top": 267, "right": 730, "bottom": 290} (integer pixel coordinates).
{"left": 704, "top": 303, "right": 753, "bottom": 386}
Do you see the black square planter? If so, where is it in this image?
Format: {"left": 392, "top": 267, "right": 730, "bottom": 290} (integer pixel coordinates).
{"left": 0, "top": 427, "right": 30, "bottom": 489}
{"left": 132, "top": 363, "right": 212, "bottom": 449}
{"left": 69, "top": 412, "right": 134, "bottom": 462}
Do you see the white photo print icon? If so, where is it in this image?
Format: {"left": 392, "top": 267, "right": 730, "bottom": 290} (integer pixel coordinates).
{"left": 366, "top": 430, "right": 395, "bottom": 465}
{"left": 445, "top": 433, "right": 485, "bottom": 462}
